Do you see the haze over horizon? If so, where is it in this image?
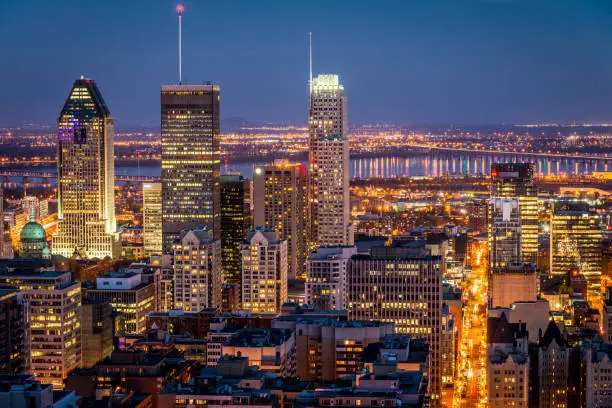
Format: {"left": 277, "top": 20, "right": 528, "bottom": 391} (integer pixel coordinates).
{"left": 2, "top": 0, "right": 612, "bottom": 127}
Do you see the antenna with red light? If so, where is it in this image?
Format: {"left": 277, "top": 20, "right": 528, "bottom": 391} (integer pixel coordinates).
{"left": 177, "top": 4, "right": 184, "bottom": 84}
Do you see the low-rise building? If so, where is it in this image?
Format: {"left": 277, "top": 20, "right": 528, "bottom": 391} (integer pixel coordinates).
{"left": 221, "top": 328, "right": 295, "bottom": 377}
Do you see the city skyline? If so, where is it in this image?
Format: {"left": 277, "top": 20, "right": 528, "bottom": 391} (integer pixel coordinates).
{"left": 3, "top": 1, "right": 612, "bottom": 127}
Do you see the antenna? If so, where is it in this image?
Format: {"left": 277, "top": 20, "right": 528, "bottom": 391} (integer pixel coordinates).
{"left": 177, "top": 4, "right": 184, "bottom": 84}
{"left": 309, "top": 32, "right": 313, "bottom": 93}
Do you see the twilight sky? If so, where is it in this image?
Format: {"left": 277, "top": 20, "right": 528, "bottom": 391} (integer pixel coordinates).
{"left": 1, "top": 0, "right": 612, "bottom": 127}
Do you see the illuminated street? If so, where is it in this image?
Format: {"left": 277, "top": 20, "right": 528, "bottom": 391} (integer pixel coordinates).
{"left": 453, "top": 241, "right": 488, "bottom": 408}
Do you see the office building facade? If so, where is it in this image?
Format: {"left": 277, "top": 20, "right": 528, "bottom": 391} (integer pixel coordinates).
{"left": 52, "top": 78, "right": 120, "bottom": 259}
{"left": 220, "top": 174, "right": 251, "bottom": 285}
{"left": 143, "top": 182, "right": 163, "bottom": 258}
{"left": 550, "top": 199, "right": 602, "bottom": 297}
{"left": 309, "top": 74, "right": 351, "bottom": 247}
{"left": 347, "top": 250, "right": 443, "bottom": 399}
{"left": 161, "top": 85, "right": 221, "bottom": 252}
{"left": 490, "top": 163, "right": 538, "bottom": 266}
{"left": 253, "top": 161, "right": 308, "bottom": 279}
{"left": 306, "top": 245, "right": 356, "bottom": 310}
{"left": 0, "top": 270, "right": 81, "bottom": 388}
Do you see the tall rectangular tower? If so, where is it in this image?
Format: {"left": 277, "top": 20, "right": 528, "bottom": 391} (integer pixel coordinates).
{"left": 551, "top": 199, "right": 602, "bottom": 298}
{"left": 161, "top": 85, "right": 221, "bottom": 252}
{"left": 253, "top": 161, "right": 309, "bottom": 279}
{"left": 52, "top": 78, "right": 121, "bottom": 259}
{"left": 220, "top": 174, "right": 252, "bottom": 285}
{"left": 143, "top": 182, "right": 163, "bottom": 258}
{"left": 309, "top": 74, "right": 351, "bottom": 247}
{"left": 490, "top": 163, "right": 538, "bottom": 266}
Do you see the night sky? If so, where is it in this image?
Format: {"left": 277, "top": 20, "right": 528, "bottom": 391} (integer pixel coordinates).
{"left": 2, "top": 0, "right": 612, "bottom": 127}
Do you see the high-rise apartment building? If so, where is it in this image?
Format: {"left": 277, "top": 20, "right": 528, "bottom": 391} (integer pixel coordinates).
{"left": 550, "top": 199, "right": 602, "bottom": 297}
{"left": 490, "top": 163, "right": 538, "bottom": 266}
{"left": 172, "top": 228, "right": 222, "bottom": 311}
{"left": 161, "top": 85, "right": 221, "bottom": 252}
{"left": 346, "top": 247, "right": 443, "bottom": 399}
{"left": 253, "top": 161, "right": 308, "bottom": 279}
{"left": 0, "top": 268, "right": 81, "bottom": 388}
{"left": 220, "top": 174, "right": 251, "bottom": 285}
{"left": 52, "top": 78, "right": 120, "bottom": 259}
{"left": 309, "top": 74, "right": 351, "bottom": 247}
{"left": 0, "top": 290, "right": 26, "bottom": 375}
{"left": 306, "top": 245, "right": 356, "bottom": 310}
{"left": 143, "top": 182, "right": 163, "bottom": 258}
{"left": 240, "top": 227, "right": 288, "bottom": 313}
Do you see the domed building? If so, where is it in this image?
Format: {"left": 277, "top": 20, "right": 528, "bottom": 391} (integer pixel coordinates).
{"left": 20, "top": 212, "right": 50, "bottom": 259}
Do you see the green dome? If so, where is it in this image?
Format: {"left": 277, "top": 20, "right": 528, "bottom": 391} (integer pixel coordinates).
{"left": 20, "top": 220, "right": 47, "bottom": 241}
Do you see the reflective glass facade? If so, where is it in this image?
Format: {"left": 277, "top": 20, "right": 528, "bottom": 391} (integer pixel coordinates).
{"left": 52, "top": 79, "right": 120, "bottom": 259}
{"left": 161, "top": 85, "right": 221, "bottom": 252}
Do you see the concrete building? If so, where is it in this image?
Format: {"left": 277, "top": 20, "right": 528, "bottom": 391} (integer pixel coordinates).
{"left": 346, "top": 246, "right": 443, "bottom": 400}
{"left": 0, "top": 290, "right": 26, "bottom": 375}
{"left": 52, "top": 78, "right": 121, "bottom": 259}
{"left": 221, "top": 328, "right": 295, "bottom": 376}
{"left": 585, "top": 343, "right": 612, "bottom": 408}
{"left": 536, "top": 320, "right": 569, "bottom": 408}
{"left": 0, "top": 374, "right": 80, "bottom": 408}
{"left": 87, "top": 271, "right": 155, "bottom": 334}
{"left": 273, "top": 315, "right": 394, "bottom": 381}
{"left": 490, "top": 163, "right": 538, "bottom": 265}
{"left": 488, "top": 263, "right": 537, "bottom": 308}
{"left": 161, "top": 84, "right": 221, "bottom": 252}
{"left": 143, "top": 182, "right": 163, "bottom": 258}
{"left": 81, "top": 299, "right": 114, "bottom": 368}
{"left": 0, "top": 269, "right": 81, "bottom": 388}
{"left": 487, "top": 314, "right": 529, "bottom": 408}
{"left": 309, "top": 74, "right": 351, "bottom": 247}
{"left": 220, "top": 174, "right": 252, "bottom": 285}
{"left": 253, "top": 161, "right": 308, "bottom": 279}
{"left": 604, "top": 288, "right": 612, "bottom": 343}
{"left": 550, "top": 199, "right": 603, "bottom": 299}
{"left": 172, "top": 228, "right": 222, "bottom": 311}
{"left": 305, "top": 245, "right": 356, "bottom": 311}
{"left": 240, "top": 228, "right": 288, "bottom": 313}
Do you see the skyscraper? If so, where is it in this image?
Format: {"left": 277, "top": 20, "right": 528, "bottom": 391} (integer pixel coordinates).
{"left": 489, "top": 198, "right": 522, "bottom": 267}
{"left": 240, "top": 227, "right": 288, "bottom": 313}
{"left": 253, "top": 161, "right": 308, "bottom": 279}
{"left": 52, "top": 78, "right": 120, "bottom": 259}
{"left": 306, "top": 245, "right": 356, "bottom": 310}
{"left": 309, "top": 74, "right": 351, "bottom": 247}
{"left": 143, "top": 182, "right": 163, "bottom": 258}
{"left": 551, "top": 199, "right": 602, "bottom": 297}
{"left": 161, "top": 84, "right": 221, "bottom": 252}
{"left": 490, "top": 163, "right": 538, "bottom": 266}
{"left": 220, "top": 174, "right": 251, "bottom": 285}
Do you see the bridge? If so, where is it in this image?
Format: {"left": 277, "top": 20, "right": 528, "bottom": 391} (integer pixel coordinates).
{"left": 405, "top": 143, "right": 612, "bottom": 162}
{"left": 0, "top": 171, "right": 160, "bottom": 185}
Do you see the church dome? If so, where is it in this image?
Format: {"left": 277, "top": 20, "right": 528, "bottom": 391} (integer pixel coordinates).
{"left": 20, "top": 219, "right": 47, "bottom": 242}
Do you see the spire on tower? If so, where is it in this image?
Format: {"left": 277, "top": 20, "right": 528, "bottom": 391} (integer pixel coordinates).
{"left": 177, "top": 4, "right": 184, "bottom": 84}
{"left": 309, "top": 32, "right": 313, "bottom": 94}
